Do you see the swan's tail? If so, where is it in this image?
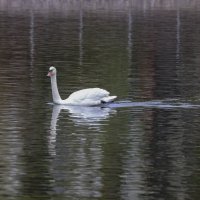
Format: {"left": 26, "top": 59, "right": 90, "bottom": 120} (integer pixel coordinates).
{"left": 101, "top": 96, "right": 117, "bottom": 103}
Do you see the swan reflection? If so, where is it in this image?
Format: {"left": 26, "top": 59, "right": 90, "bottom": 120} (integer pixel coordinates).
{"left": 48, "top": 104, "right": 116, "bottom": 156}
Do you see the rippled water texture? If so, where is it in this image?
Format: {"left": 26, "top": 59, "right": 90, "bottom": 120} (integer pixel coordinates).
{"left": 0, "top": 1, "right": 200, "bottom": 199}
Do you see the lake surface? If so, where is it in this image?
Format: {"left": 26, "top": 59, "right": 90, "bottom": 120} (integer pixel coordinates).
{"left": 0, "top": 1, "right": 200, "bottom": 200}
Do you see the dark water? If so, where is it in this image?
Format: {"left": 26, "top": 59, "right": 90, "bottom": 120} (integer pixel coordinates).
{"left": 0, "top": 2, "right": 200, "bottom": 200}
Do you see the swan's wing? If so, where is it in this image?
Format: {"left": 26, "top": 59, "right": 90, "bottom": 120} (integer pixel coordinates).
{"left": 67, "top": 88, "right": 109, "bottom": 101}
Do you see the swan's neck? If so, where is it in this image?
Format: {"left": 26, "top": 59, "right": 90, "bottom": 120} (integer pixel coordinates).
{"left": 50, "top": 75, "right": 62, "bottom": 104}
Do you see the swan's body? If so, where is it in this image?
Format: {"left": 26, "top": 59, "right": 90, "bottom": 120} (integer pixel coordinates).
{"left": 47, "top": 66, "right": 117, "bottom": 106}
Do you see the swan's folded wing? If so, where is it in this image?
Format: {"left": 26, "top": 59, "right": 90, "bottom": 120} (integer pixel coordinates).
{"left": 67, "top": 88, "right": 109, "bottom": 101}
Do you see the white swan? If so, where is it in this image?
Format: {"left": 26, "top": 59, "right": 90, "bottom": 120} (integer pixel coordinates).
{"left": 47, "top": 66, "right": 117, "bottom": 106}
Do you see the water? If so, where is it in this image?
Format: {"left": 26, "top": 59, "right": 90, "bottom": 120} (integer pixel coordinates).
{"left": 0, "top": 1, "right": 200, "bottom": 199}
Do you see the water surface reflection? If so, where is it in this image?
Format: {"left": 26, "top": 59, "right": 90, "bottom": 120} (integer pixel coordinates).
{"left": 48, "top": 104, "right": 116, "bottom": 156}
{"left": 47, "top": 104, "right": 118, "bottom": 199}
{"left": 0, "top": 2, "right": 200, "bottom": 200}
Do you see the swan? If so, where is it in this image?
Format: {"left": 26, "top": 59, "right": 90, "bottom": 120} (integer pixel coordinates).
{"left": 47, "top": 66, "right": 117, "bottom": 106}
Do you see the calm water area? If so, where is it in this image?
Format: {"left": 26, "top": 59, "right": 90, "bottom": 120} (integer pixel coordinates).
{"left": 0, "top": 1, "right": 200, "bottom": 199}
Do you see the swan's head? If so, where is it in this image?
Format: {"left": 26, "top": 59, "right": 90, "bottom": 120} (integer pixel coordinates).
{"left": 47, "top": 66, "right": 56, "bottom": 77}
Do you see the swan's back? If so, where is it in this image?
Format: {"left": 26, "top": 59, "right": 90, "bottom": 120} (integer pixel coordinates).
{"left": 67, "top": 88, "right": 109, "bottom": 101}
{"left": 64, "top": 88, "right": 116, "bottom": 106}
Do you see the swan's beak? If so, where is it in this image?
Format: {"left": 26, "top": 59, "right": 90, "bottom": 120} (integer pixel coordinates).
{"left": 47, "top": 72, "right": 52, "bottom": 77}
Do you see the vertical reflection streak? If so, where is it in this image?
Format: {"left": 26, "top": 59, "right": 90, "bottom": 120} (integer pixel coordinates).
{"left": 30, "top": 10, "right": 35, "bottom": 77}
{"left": 79, "top": 1, "right": 83, "bottom": 66}
{"left": 176, "top": 8, "right": 180, "bottom": 64}
{"left": 127, "top": 8, "right": 133, "bottom": 68}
